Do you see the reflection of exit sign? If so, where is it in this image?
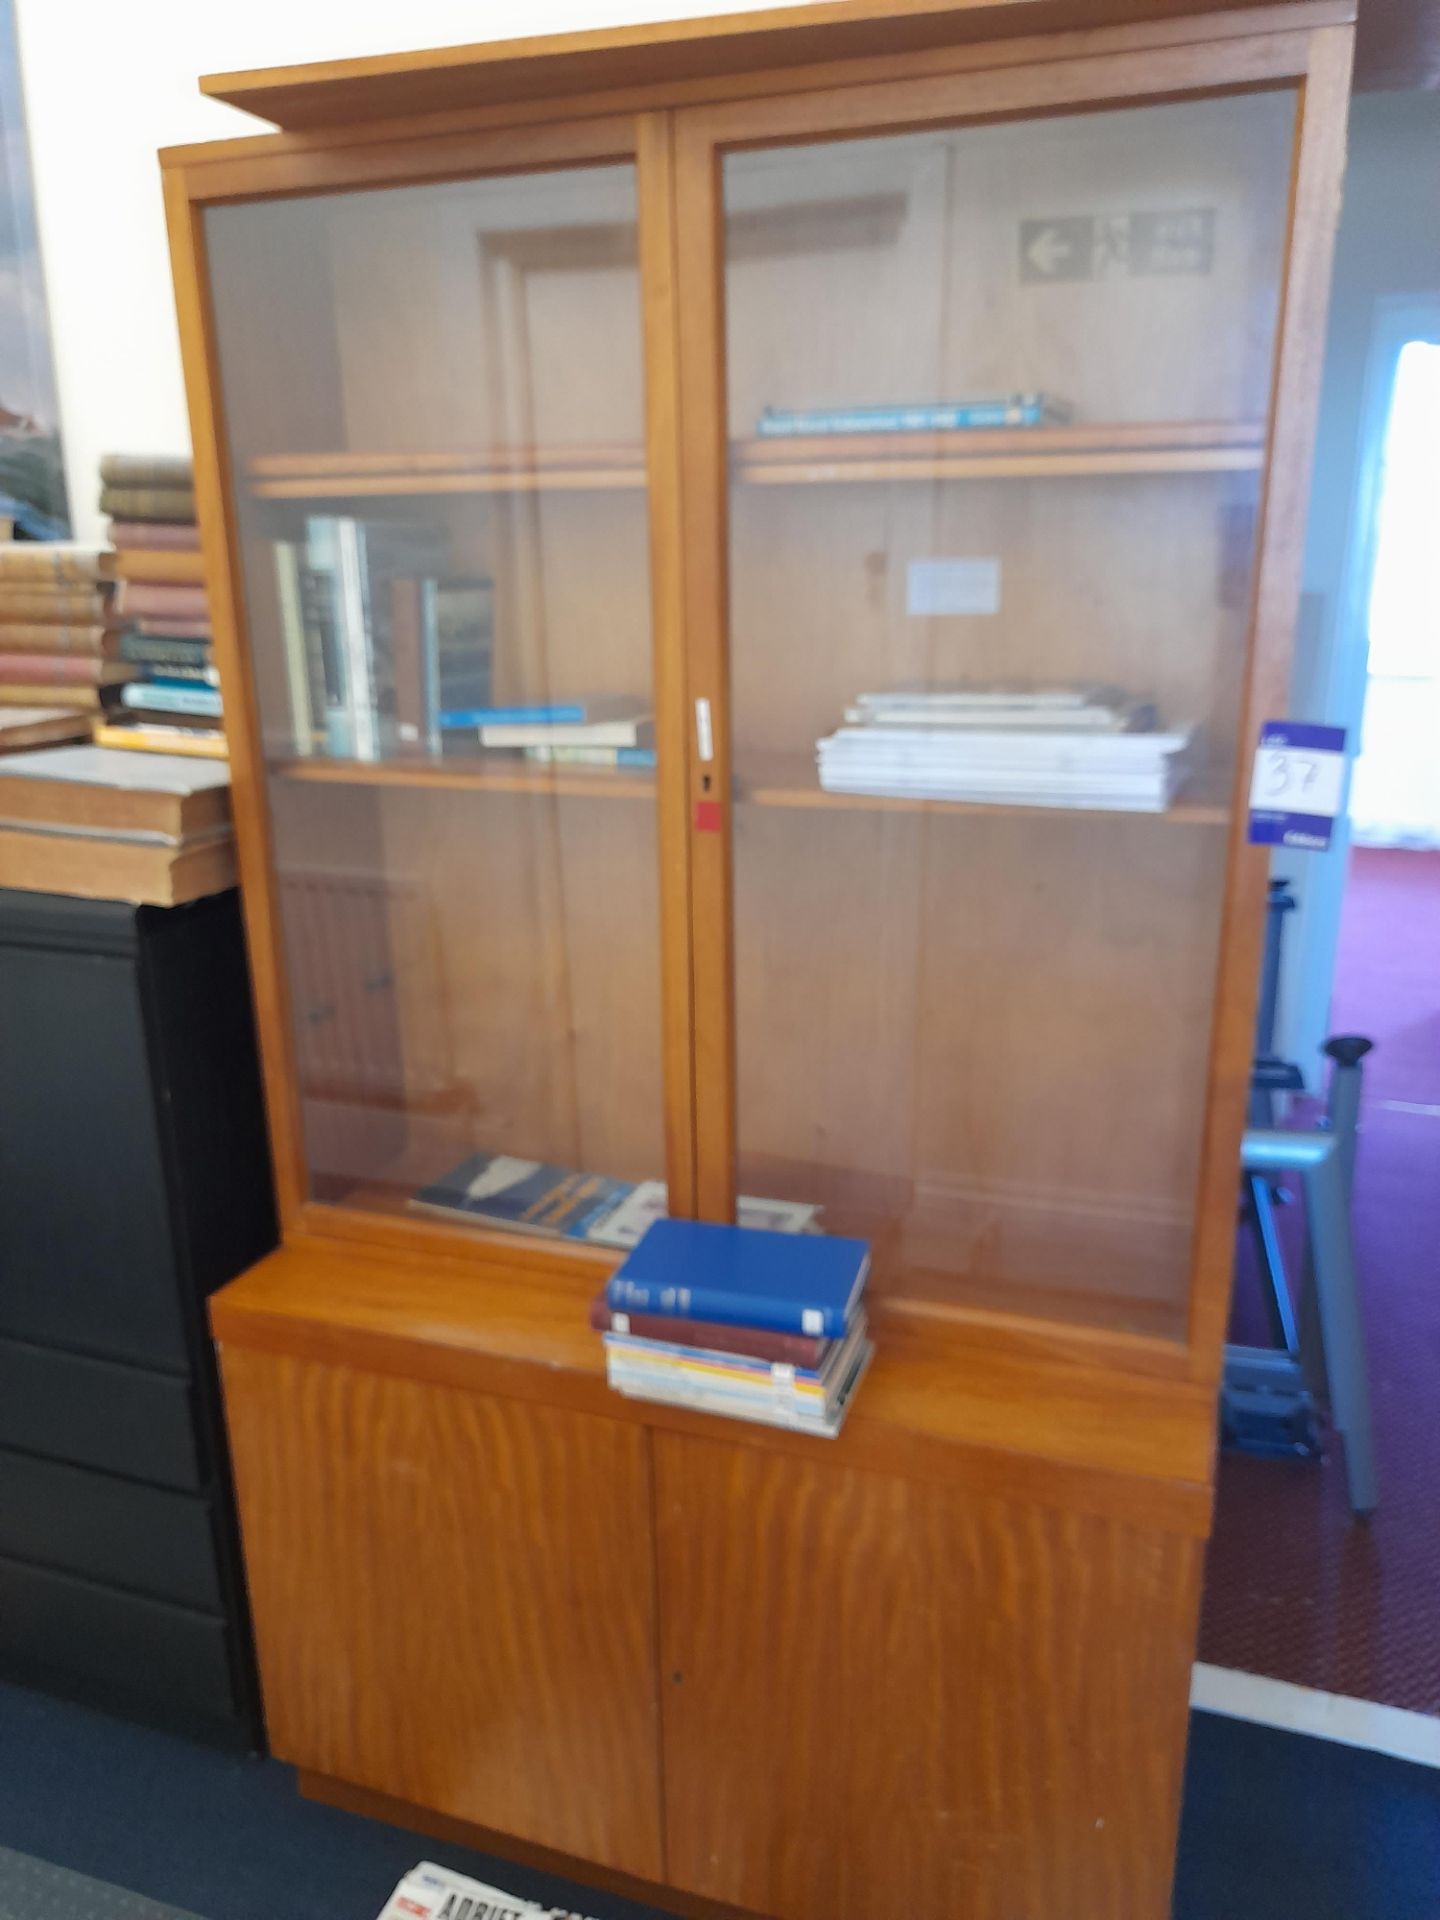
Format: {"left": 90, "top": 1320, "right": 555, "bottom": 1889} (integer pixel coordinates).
{"left": 1019, "top": 209, "right": 1215, "bottom": 281}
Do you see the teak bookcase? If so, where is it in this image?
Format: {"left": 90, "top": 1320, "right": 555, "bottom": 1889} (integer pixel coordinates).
{"left": 164, "top": 5, "right": 1354, "bottom": 1914}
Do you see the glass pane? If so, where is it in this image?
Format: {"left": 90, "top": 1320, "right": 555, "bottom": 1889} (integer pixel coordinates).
{"left": 206, "top": 164, "right": 665, "bottom": 1245}
{"left": 722, "top": 92, "right": 1297, "bottom": 1337}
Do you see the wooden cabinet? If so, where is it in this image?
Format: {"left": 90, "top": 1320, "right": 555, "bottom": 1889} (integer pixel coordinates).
{"left": 219, "top": 1347, "right": 664, "bottom": 1877}
{"left": 167, "top": 3, "right": 1354, "bottom": 1914}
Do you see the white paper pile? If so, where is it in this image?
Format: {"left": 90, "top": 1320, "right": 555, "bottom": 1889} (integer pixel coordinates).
{"left": 817, "top": 688, "right": 1195, "bottom": 812}
{"left": 376, "top": 1861, "right": 601, "bottom": 1920}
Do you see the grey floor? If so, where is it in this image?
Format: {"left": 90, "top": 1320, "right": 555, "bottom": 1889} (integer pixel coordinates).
{"left": 0, "top": 1846, "right": 202, "bottom": 1920}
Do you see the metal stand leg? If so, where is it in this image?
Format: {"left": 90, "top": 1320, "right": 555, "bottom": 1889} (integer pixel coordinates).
{"left": 1240, "top": 1129, "right": 1378, "bottom": 1516}
{"left": 1244, "top": 1170, "right": 1300, "bottom": 1355}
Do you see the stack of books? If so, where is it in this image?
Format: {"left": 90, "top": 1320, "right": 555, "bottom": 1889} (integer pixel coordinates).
{"left": 273, "top": 517, "right": 465, "bottom": 761}
{"left": 451, "top": 696, "right": 655, "bottom": 771}
{"left": 99, "top": 454, "right": 225, "bottom": 758}
{"left": 597, "top": 1219, "right": 873, "bottom": 1438}
{"left": 0, "top": 542, "right": 133, "bottom": 719}
{"left": 0, "top": 743, "right": 235, "bottom": 905}
{"left": 816, "top": 686, "right": 1196, "bottom": 812}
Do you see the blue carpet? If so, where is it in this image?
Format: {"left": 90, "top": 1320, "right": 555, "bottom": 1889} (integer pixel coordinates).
{"left": 1, "top": 1679, "right": 1438, "bottom": 1918}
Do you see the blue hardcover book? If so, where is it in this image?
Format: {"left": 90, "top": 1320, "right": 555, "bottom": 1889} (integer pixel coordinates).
{"left": 439, "top": 701, "right": 587, "bottom": 729}
{"left": 755, "top": 394, "right": 1068, "bottom": 437}
{"left": 605, "top": 1220, "right": 870, "bottom": 1339}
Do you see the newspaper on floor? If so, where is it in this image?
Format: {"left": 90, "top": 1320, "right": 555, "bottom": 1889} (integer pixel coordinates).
{"left": 376, "top": 1860, "right": 603, "bottom": 1920}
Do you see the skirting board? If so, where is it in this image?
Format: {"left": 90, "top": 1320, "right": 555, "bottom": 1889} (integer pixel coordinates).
{"left": 1192, "top": 1663, "right": 1440, "bottom": 1770}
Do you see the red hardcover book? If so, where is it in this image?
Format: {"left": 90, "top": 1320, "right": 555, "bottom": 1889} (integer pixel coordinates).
{"left": 119, "top": 581, "right": 210, "bottom": 622}
{"left": 0, "top": 652, "right": 132, "bottom": 685}
{"left": 588, "top": 1294, "right": 828, "bottom": 1367}
{"left": 107, "top": 520, "right": 201, "bottom": 552}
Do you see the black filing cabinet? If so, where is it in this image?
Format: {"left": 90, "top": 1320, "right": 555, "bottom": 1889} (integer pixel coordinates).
{"left": 0, "top": 886, "right": 275, "bottom": 1746}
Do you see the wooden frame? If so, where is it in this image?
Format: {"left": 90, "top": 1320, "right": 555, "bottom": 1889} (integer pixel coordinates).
{"left": 164, "top": 0, "right": 1354, "bottom": 1378}
{"left": 170, "top": 11, "right": 1358, "bottom": 1916}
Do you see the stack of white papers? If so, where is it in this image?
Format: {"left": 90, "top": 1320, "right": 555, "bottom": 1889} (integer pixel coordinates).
{"left": 818, "top": 689, "right": 1195, "bottom": 812}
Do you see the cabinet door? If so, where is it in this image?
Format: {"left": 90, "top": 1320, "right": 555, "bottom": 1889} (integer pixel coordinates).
{"left": 655, "top": 1430, "right": 1200, "bottom": 1920}
{"left": 221, "top": 1347, "right": 664, "bottom": 1877}
{"left": 675, "top": 50, "right": 1321, "bottom": 1346}
{"left": 200, "top": 124, "right": 690, "bottom": 1248}
{"left": 0, "top": 942, "right": 187, "bottom": 1368}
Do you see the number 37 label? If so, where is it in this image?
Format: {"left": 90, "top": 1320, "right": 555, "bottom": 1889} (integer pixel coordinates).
{"left": 1248, "top": 721, "right": 1348, "bottom": 850}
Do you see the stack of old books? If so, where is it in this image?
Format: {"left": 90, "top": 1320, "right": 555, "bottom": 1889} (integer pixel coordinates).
{"left": 816, "top": 685, "right": 1196, "bottom": 812}
{"left": 596, "top": 1220, "right": 873, "bottom": 1438}
{"left": 0, "top": 542, "right": 134, "bottom": 723}
{"left": 0, "top": 742, "right": 234, "bottom": 905}
{"left": 97, "top": 454, "right": 225, "bottom": 758}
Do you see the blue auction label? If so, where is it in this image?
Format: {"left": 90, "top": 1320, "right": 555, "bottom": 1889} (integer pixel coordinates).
{"left": 1248, "top": 720, "right": 1347, "bottom": 850}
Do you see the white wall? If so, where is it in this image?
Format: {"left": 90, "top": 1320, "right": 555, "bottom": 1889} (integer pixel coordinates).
{"left": 13, "top": 0, "right": 777, "bottom": 544}
{"left": 1275, "top": 88, "right": 1440, "bottom": 1077}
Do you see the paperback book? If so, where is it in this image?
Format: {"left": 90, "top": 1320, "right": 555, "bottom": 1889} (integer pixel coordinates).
{"left": 756, "top": 392, "right": 1072, "bottom": 436}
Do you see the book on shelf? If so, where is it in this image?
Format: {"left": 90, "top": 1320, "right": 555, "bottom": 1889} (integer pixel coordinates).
{"left": 273, "top": 539, "right": 327, "bottom": 756}
{"left": 0, "top": 633, "right": 120, "bottom": 664}
{"left": 478, "top": 708, "right": 654, "bottom": 751}
{"left": 120, "top": 680, "right": 223, "bottom": 718}
{"left": 0, "top": 683, "right": 116, "bottom": 711}
{"left": 0, "top": 543, "right": 115, "bottom": 586}
{"left": 391, "top": 574, "right": 494, "bottom": 757}
{"left": 605, "top": 1219, "right": 870, "bottom": 1339}
{"left": 440, "top": 693, "right": 641, "bottom": 730}
{"left": 0, "top": 654, "right": 134, "bottom": 687}
{"left": 0, "top": 821, "right": 235, "bottom": 905}
{"left": 98, "top": 484, "right": 196, "bottom": 523}
{"left": 99, "top": 452, "right": 194, "bottom": 490}
{"left": 94, "top": 720, "right": 227, "bottom": 759}
{"left": 589, "top": 1296, "right": 829, "bottom": 1366}
{"left": 411, "top": 1156, "right": 818, "bottom": 1251}
{"left": 847, "top": 686, "right": 1150, "bottom": 731}
{"left": 816, "top": 689, "right": 1196, "bottom": 812}
{"left": 117, "top": 580, "right": 210, "bottom": 622}
{"left": 0, "top": 745, "right": 229, "bottom": 840}
{"left": 593, "top": 1179, "right": 818, "bottom": 1248}
{"left": 108, "top": 520, "right": 201, "bottom": 552}
{"left": 135, "top": 663, "right": 219, "bottom": 687}
{"left": 410, "top": 1152, "right": 632, "bottom": 1243}
{"left": 120, "top": 632, "right": 212, "bottom": 670}
{"left": 0, "top": 586, "right": 115, "bottom": 625}
{"left": 756, "top": 393, "right": 1072, "bottom": 437}
{"left": 301, "top": 515, "right": 449, "bottom": 760}
{"left": 113, "top": 548, "right": 207, "bottom": 585}
{"left": 0, "top": 707, "right": 92, "bottom": 753}
{"left": 607, "top": 1329, "right": 872, "bottom": 1439}
{"left": 522, "top": 744, "right": 657, "bottom": 769}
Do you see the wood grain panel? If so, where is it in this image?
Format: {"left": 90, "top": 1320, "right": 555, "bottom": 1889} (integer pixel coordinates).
{"left": 220, "top": 1345, "right": 664, "bottom": 1876}
{"left": 196, "top": 0, "right": 1347, "bottom": 131}
{"left": 656, "top": 1430, "right": 1202, "bottom": 1920}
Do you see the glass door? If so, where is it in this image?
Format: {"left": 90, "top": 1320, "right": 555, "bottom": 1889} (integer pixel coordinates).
{"left": 205, "top": 147, "right": 681, "bottom": 1254}
{"left": 681, "top": 69, "right": 1301, "bottom": 1340}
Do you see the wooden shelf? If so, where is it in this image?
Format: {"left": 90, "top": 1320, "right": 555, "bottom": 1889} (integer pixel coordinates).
{"left": 271, "top": 754, "right": 656, "bottom": 800}
{"left": 736, "top": 419, "right": 1266, "bottom": 484}
{"left": 245, "top": 422, "right": 1265, "bottom": 498}
{"left": 737, "top": 752, "right": 1233, "bottom": 825}
{"left": 272, "top": 748, "right": 1230, "bottom": 822}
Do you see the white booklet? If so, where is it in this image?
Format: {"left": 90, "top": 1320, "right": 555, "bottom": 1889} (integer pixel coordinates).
{"left": 376, "top": 1860, "right": 602, "bottom": 1920}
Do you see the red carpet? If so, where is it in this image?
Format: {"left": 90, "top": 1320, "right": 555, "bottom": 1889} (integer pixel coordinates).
{"left": 1199, "top": 847, "right": 1440, "bottom": 1712}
